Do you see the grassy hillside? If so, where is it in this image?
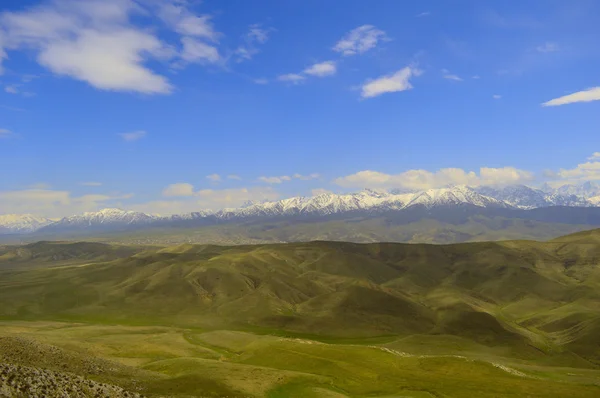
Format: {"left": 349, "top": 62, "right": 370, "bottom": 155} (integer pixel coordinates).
{"left": 1, "top": 231, "right": 600, "bottom": 396}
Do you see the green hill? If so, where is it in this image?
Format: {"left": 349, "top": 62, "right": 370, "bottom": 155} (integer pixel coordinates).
{"left": 1, "top": 230, "right": 600, "bottom": 396}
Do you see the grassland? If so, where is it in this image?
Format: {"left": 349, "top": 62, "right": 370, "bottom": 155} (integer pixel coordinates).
{"left": 1, "top": 230, "right": 600, "bottom": 396}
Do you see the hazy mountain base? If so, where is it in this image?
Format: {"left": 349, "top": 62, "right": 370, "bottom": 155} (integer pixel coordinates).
{"left": 3, "top": 213, "right": 594, "bottom": 247}
{"left": 1, "top": 230, "right": 600, "bottom": 396}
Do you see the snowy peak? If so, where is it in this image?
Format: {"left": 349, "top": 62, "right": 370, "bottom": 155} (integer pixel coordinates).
{"left": 477, "top": 184, "right": 596, "bottom": 209}
{"left": 405, "top": 185, "right": 508, "bottom": 209}
{"left": 59, "top": 208, "right": 155, "bottom": 225}
{"left": 0, "top": 214, "right": 54, "bottom": 234}
{"left": 476, "top": 185, "right": 550, "bottom": 209}
{"left": 543, "top": 181, "right": 600, "bottom": 198}
{"left": 37, "top": 208, "right": 156, "bottom": 232}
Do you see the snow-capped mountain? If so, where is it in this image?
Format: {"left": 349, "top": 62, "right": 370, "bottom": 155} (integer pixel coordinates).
{"left": 0, "top": 214, "right": 54, "bottom": 234}
{"left": 554, "top": 181, "right": 600, "bottom": 198}
{"left": 404, "top": 185, "right": 509, "bottom": 209}
{"left": 475, "top": 185, "right": 593, "bottom": 209}
{"left": 196, "top": 185, "right": 507, "bottom": 220}
{"left": 37, "top": 208, "right": 156, "bottom": 233}
{"left": 4, "top": 183, "right": 600, "bottom": 235}
{"left": 540, "top": 181, "right": 600, "bottom": 198}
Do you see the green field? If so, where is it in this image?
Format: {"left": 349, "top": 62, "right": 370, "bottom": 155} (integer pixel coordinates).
{"left": 2, "top": 229, "right": 600, "bottom": 396}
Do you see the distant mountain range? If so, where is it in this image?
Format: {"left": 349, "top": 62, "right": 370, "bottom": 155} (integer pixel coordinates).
{"left": 2, "top": 182, "right": 600, "bottom": 239}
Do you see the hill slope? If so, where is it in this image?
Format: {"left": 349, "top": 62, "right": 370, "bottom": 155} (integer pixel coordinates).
{"left": 2, "top": 231, "right": 600, "bottom": 364}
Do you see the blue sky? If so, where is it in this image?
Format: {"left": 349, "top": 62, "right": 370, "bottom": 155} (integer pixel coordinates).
{"left": 0, "top": 0, "right": 599, "bottom": 217}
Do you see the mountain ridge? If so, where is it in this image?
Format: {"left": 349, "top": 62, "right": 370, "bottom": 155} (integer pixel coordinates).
{"left": 2, "top": 182, "right": 600, "bottom": 236}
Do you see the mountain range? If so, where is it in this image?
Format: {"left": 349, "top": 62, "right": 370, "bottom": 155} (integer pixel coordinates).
{"left": 2, "top": 182, "right": 600, "bottom": 239}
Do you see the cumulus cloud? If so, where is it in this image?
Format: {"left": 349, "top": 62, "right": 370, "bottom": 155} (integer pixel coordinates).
{"left": 133, "top": 186, "right": 280, "bottom": 214}
{"left": 80, "top": 181, "right": 102, "bottom": 186}
{"left": 550, "top": 156, "right": 600, "bottom": 184}
{"left": 258, "top": 175, "right": 292, "bottom": 184}
{"left": 333, "top": 25, "right": 388, "bottom": 56}
{"left": 361, "top": 66, "right": 422, "bottom": 98}
{"left": 536, "top": 42, "right": 559, "bottom": 53}
{"left": 119, "top": 130, "right": 146, "bottom": 142}
{"left": 334, "top": 167, "right": 534, "bottom": 190}
{"left": 162, "top": 183, "right": 195, "bottom": 197}
{"left": 542, "top": 87, "right": 600, "bottom": 106}
{"left": 4, "top": 85, "right": 18, "bottom": 94}
{"left": 277, "top": 73, "right": 305, "bottom": 84}
{"left": 0, "top": 0, "right": 225, "bottom": 94}
{"left": 227, "top": 174, "right": 241, "bottom": 180}
{"left": 206, "top": 173, "right": 221, "bottom": 182}
{"left": 0, "top": 188, "right": 131, "bottom": 218}
{"left": 303, "top": 61, "right": 336, "bottom": 77}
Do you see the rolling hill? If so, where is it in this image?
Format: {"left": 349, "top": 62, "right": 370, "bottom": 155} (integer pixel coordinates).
{"left": 1, "top": 231, "right": 600, "bottom": 362}
{"left": 2, "top": 231, "right": 600, "bottom": 396}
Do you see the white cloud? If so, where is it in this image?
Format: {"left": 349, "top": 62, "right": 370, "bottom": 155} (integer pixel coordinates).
{"left": 472, "top": 75, "right": 481, "bottom": 79}
{"left": 552, "top": 158, "right": 600, "bottom": 183}
{"left": 81, "top": 181, "right": 102, "bottom": 186}
{"left": 542, "top": 153, "right": 600, "bottom": 186}
{"left": 416, "top": 12, "right": 431, "bottom": 17}
{"left": 162, "top": 183, "right": 195, "bottom": 197}
{"left": 227, "top": 174, "right": 242, "bottom": 180}
{"left": 536, "top": 42, "right": 559, "bottom": 53}
{"left": 493, "top": 94, "right": 502, "bottom": 99}
{"left": 303, "top": 61, "right": 336, "bottom": 77}
{"left": 333, "top": 25, "right": 388, "bottom": 56}
{"left": 0, "top": 0, "right": 230, "bottom": 94}
{"left": 442, "top": 69, "right": 462, "bottom": 81}
{"left": 253, "top": 78, "right": 268, "bottom": 85}
{"left": 181, "top": 37, "right": 220, "bottom": 63}
{"left": 235, "top": 23, "right": 272, "bottom": 62}
{"left": 542, "top": 87, "right": 600, "bottom": 107}
{"left": 588, "top": 152, "right": 600, "bottom": 161}
{"left": 0, "top": 188, "right": 131, "bottom": 218}
{"left": 293, "top": 173, "right": 320, "bottom": 180}
{"left": 134, "top": 186, "right": 280, "bottom": 214}
{"left": 157, "top": 3, "right": 218, "bottom": 40}
{"left": 334, "top": 167, "right": 534, "bottom": 190}
{"left": 0, "top": 0, "right": 177, "bottom": 94}
{"left": 119, "top": 130, "right": 146, "bottom": 142}
{"left": 258, "top": 175, "right": 292, "bottom": 184}
{"left": 0, "top": 128, "right": 13, "bottom": 138}
{"left": 39, "top": 29, "right": 173, "bottom": 94}
{"left": 277, "top": 73, "right": 305, "bottom": 84}
{"left": 361, "top": 66, "right": 422, "bottom": 98}
{"left": 4, "top": 85, "right": 18, "bottom": 94}
{"left": 206, "top": 173, "right": 221, "bottom": 182}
